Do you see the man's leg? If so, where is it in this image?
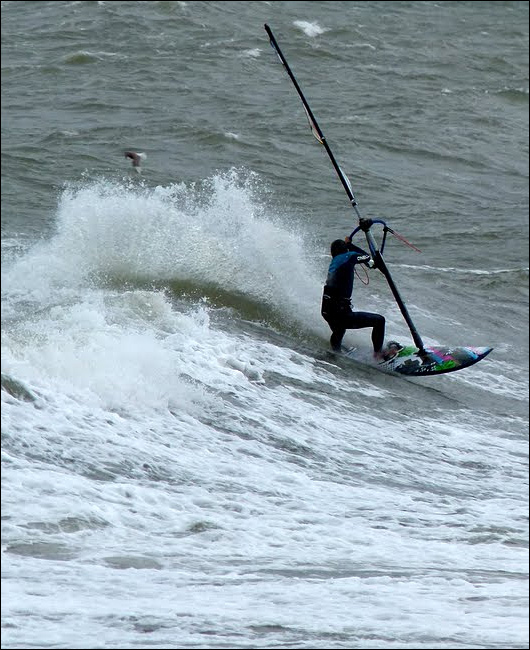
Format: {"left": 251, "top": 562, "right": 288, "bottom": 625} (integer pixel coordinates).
{"left": 344, "top": 311, "right": 385, "bottom": 353}
{"left": 330, "top": 327, "right": 346, "bottom": 351}
{"left": 322, "top": 300, "right": 347, "bottom": 352}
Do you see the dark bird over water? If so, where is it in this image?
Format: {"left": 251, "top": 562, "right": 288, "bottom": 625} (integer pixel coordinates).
{"left": 124, "top": 151, "right": 146, "bottom": 171}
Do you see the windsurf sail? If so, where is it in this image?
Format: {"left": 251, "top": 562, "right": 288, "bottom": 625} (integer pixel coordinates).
{"left": 265, "top": 24, "right": 362, "bottom": 220}
{"left": 265, "top": 23, "right": 425, "bottom": 350}
{"left": 264, "top": 23, "right": 492, "bottom": 370}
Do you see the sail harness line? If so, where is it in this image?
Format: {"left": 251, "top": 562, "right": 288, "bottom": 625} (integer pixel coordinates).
{"left": 264, "top": 23, "right": 426, "bottom": 353}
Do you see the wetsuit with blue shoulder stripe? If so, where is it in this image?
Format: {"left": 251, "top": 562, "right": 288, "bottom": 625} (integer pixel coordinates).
{"left": 324, "top": 242, "right": 371, "bottom": 301}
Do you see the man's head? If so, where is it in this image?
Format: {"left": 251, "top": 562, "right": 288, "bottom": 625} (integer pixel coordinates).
{"left": 330, "top": 239, "right": 348, "bottom": 257}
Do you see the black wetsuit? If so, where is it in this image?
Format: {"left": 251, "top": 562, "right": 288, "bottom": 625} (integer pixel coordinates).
{"left": 321, "top": 243, "right": 385, "bottom": 352}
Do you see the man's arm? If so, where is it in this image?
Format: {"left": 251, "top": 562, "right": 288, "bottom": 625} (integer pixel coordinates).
{"left": 344, "top": 237, "right": 376, "bottom": 268}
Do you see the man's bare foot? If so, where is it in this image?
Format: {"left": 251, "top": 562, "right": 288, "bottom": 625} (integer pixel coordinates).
{"left": 375, "top": 341, "right": 403, "bottom": 362}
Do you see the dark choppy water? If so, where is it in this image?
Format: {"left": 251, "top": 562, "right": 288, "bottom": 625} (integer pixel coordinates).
{"left": 2, "top": 2, "right": 528, "bottom": 648}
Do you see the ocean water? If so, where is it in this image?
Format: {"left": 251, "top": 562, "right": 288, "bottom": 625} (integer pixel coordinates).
{"left": 1, "top": 2, "right": 528, "bottom": 649}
